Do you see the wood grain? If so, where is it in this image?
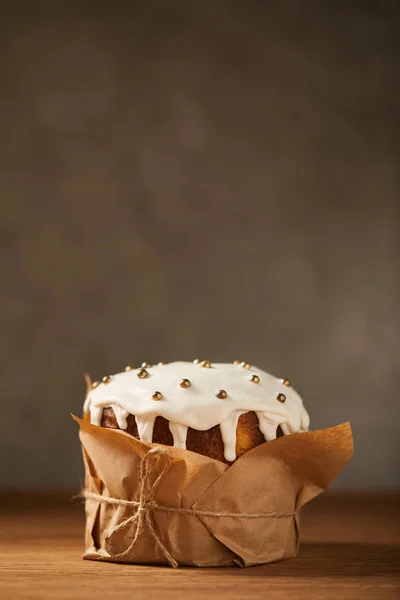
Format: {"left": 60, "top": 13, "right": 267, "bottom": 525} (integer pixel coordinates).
{"left": 0, "top": 493, "right": 399, "bottom": 600}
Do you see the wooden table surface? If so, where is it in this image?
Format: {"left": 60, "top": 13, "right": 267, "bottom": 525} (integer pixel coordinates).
{"left": 0, "top": 493, "right": 399, "bottom": 600}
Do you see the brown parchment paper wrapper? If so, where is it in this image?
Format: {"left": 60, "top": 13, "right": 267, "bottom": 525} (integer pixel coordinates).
{"left": 74, "top": 415, "right": 353, "bottom": 568}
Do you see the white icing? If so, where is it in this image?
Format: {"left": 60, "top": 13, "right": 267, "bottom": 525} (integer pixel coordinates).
{"left": 84, "top": 361, "right": 310, "bottom": 461}
{"left": 89, "top": 405, "right": 103, "bottom": 427}
{"left": 135, "top": 416, "right": 155, "bottom": 444}
{"left": 256, "top": 412, "right": 287, "bottom": 441}
{"left": 113, "top": 404, "right": 129, "bottom": 430}
{"left": 301, "top": 409, "right": 310, "bottom": 431}
{"left": 168, "top": 422, "right": 188, "bottom": 449}
{"left": 220, "top": 411, "right": 245, "bottom": 462}
{"left": 280, "top": 423, "right": 290, "bottom": 436}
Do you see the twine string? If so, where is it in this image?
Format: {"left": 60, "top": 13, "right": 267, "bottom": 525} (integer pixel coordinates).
{"left": 84, "top": 447, "right": 298, "bottom": 568}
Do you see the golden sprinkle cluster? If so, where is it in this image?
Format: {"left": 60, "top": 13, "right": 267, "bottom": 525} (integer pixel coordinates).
{"left": 282, "top": 378, "right": 291, "bottom": 387}
{"left": 152, "top": 391, "right": 163, "bottom": 401}
{"left": 249, "top": 374, "right": 260, "bottom": 384}
{"left": 216, "top": 389, "right": 228, "bottom": 399}
{"left": 137, "top": 368, "right": 148, "bottom": 379}
{"left": 180, "top": 378, "right": 191, "bottom": 388}
{"left": 277, "top": 393, "right": 286, "bottom": 403}
{"left": 102, "top": 375, "right": 112, "bottom": 384}
{"left": 233, "top": 360, "right": 242, "bottom": 365}
{"left": 141, "top": 362, "right": 152, "bottom": 368}
{"left": 158, "top": 362, "right": 165, "bottom": 366}
{"left": 241, "top": 361, "right": 251, "bottom": 369}
{"left": 193, "top": 358, "right": 200, "bottom": 364}
{"left": 125, "top": 365, "right": 133, "bottom": 372}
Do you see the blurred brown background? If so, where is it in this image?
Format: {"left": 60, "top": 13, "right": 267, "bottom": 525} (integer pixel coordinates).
{"left": 0, "top": 1, "right": 398, "bottom": 490}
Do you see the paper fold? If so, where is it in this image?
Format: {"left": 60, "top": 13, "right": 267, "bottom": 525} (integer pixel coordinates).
{"left": 74, "top": 415, "right": 353, "bottom": 567}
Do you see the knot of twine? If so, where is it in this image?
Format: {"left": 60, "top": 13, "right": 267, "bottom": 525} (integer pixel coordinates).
{"left": 84, "top": 447, "right": 298, "bottom": 568}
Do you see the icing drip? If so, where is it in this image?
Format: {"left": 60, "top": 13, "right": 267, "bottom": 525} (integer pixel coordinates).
{"left": 135, "top": 416, "right": 155, "bottom": 444}
{"left": 280, "top": 423, "right": 290, "bottom": 436}
{"left": 168, "top": 423, "right": 189, "bottom": 449}
{"left": 84, "top": 361, "right": 310, "bottom": 460}
{"left": 89, "top": 405, "right": 103, "bottom": 427}
{"left": 301, "top": 409, "right": 310, "bottom": 431}
{"left": 113, "top": 404, "right": 129, "bottom": 430}
{"left": 219, "top": 411, "right": 245, "bottom": 462}
{"left": 256, "top": 412, "right": 286, "bottom": 441}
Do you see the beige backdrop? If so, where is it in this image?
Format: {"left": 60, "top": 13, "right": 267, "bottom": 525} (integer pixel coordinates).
{"left": 1, "top": 2, "right": 398, "bottom": 489}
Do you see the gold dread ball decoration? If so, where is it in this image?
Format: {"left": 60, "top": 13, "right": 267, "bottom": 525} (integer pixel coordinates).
{"left": 125, "top": 365, "right": 133, "bottom": 371}
{"left": 277, "top": 393, "right": 286, "bottom": 403}
{"left": 241, "top": 361, "right": 251, "bottom": 369}
{"left": 216, "top": 389, "right": 228, "bottom": 399}
{"left": 152, "top": 391, "right": 163, "bottom": 401}
{"left": 180, "top": 378, "right": 191, "bottom": 388}
{"left": 201, "top": 360, "right": 212, "bottom": 368}
{"left": 141, "top": 362, "right": 152, "bottom": 368}
{"left": 282, "top": 379, "right": 291, "bottom": 387}
{"left": 137, "top": 368, "right": 148, "bottom": 379}
{"left": 102, "top": 375, "right": 112, "bottom": 384}
{"left": 249, "top": 374, "right": 260, "bottom": 384}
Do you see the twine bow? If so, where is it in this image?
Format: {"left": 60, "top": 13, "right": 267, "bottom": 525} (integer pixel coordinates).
{"left": 84, "top": 446, "right": 298, "bottom": 568}
{"left": 95, "top": 447, "right": 177, "bottom": 567}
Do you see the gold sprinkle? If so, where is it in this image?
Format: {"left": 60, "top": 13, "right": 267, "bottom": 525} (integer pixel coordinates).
{"left": 158, "top": 362, "right": 165, "bottom": 366}
{"left": 249, "top": 374, "right": 260, "bottom": 384}
{"left": 102, "top": 375, "right": 112, "bottom": 384}
{"left": 282, "top": 378, "right": 291, "bottom": 387}
{"left": 216, "top": 389, "right": 228, "bottom": 399}
{"left": 152, "top": 391, "right": 163, "bottom": 401}
{"left": 137, "top": 368, "right": 148, "bottom": 379}
{"left": 125, "top": 365, "right": 133, "bottom": 372}
{"left": 141, "top": 362, "right": 152, "bottom": 368}
{"left": 241, "top": 361, "right": 251, "bottom": 369}
{"left": 277, "top": 393, "right": 286, "bottom": 403}
{"left": 193, "top": 358, "right": 201, "bottom": 364}
{"left": 92, "top": 381, "right": 100, "bottom": 389}
{"left": 201, "top": 360, "right": 212, "bottom": 368}
{"left": 233, "top": 360, "right": 242, "bottom": 365}
{"left": 180, "top": 378, "right": 191, "bottom": 388}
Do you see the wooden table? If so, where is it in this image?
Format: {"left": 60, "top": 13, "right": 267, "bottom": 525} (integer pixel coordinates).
{"left": 0, "top": 493, "right": 399, "bottom": 599}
